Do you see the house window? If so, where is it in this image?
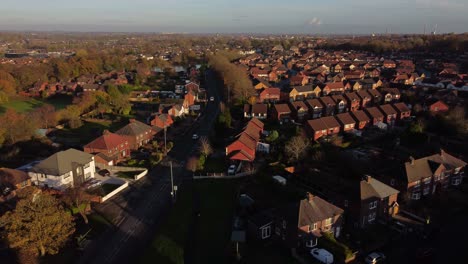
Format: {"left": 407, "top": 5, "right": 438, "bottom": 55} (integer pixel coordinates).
{"left": 423, "top": 186, "right": 430, "bottom": 195}
{"left": 411, "top": 192, "right": 421, "bottom": 200}
{"left": 369, "top": 201, "right": 378, "bottom": 209}
{"left": 452, "top": 177, "right": 461, "bottom": 186}
{"left": 325, "top": 217, "right": 332, "bottom": 226}
{"left": 368, "top": 212, "right": 376, "bottom": 223}
{"left": 423, "top": 177, "right": 431, "bottom": 184}
{"left": 83, "top": 163, "right": 90, "bottom": 169}
{"left": 306, "top": 238, "right": 317, "bottom": 248}
{"left": 261, "top": 226, "right": 271, "bottom": 239}
{"left": 85, "top": 172, "right": 91, "bottom": 179}
{"left": 413, "top": 180, "right": 421, "bottom": 188}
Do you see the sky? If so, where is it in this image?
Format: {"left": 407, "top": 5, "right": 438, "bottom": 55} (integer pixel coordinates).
{"left": 1, "top": 0, "right": 467, "bottom": 34}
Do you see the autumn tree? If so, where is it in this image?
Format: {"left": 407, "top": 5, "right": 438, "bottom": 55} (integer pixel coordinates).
{"left": 198, "top": 137, "right": 213, "bottom": 157}
{"left": 0, "top": 109, "right": 38, "bottom": 144}
{"left": 285, "top": 136, "right": 310, "bottom": 163}
{"left": 186, "top": 156, "right": 198, "bottom": 175}
{"left": 34, "top": 104, "right": 57, "bottom": 128}
{"left": 0, "top": 192, "right": 75, "bottom": 257}
{"left": 62, "top": 186, "right": 92, "bottom": 224}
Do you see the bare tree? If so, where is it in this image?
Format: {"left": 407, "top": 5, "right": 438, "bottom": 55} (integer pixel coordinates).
{"left": 198, "top": 137, "right": 213, "bottom": 157}
{"left": 285, "top": 136, "right": 310, "bottom": 163}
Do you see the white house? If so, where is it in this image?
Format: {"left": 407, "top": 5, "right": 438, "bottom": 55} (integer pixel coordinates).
{"left": 28, "top": 148, "right": 95, "bottom": 190}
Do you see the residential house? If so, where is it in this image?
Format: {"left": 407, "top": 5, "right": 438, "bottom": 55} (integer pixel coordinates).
{"left": 381, "top": 88, "right": 401, "bottom": 103}
{"left": 364, "top": 107, "right": 385, "bottom": 126}
{"left": 290, "top": 75, "right": 309, "bottom": 86}
{"left": 29, "top": 149, "right": 96, "bottom": 190}
{"left": 344, "top": 92, "right": 361, "bottom": 112}
{"left": 289, "top": 101, "right": 309, "bottom": 122}
{"left": 322, "top": 82, "right": 345, "bottom": 95}
{"left": 274, "top": 193, "right": 344, "bottom": 249}
{"left": 428, "top": 100, "right": 449, "bottom": 113}
{"left": 378, "top": 104, "right": 398, "bottom": 126}
{"left": 254, "top": 79, "right": 270, "bottom": 90}
{"left": 335, "top": 113, "right": 356, "bottom": 132}
{"left": 183, "top": 91, "right": 197, "bottom": 109}
{"left": 367, "top": 89, "right": 383, "bottom": 105}
{"left": 351, "top": 110, "right": 371, "bottom": 130}
{"left": 290, "top": 85, "right": 316, "bottom": 101}
{"left": 226, "top": 118, "right": 264, "bottom": 162}
{"left": 115, "top": 119, "right": 156, "bottom": 150}
{"left": 259, "top": 87, "right": 280, "bottom": 103}
{"left": 331, "top": 94, "right": 348, "bottom": 113}
{"left": 150, "top": 114, "right": 174, "bottom": 129}
{"left": 392, "top": 102, "right": 411, "bottom": 120}
{"left": 272, "top": 104, "right": 292, "bottom": 123}
{"left": 357, "top": 90, "right": 372, "bottom": 108}
{"left": 318, "top": 96, "right": 336, "bottom": 116}
{"left": 185, "top": 81, "right": 200, "bottom": 93}
{"left": 403, "top": 150, "right": 466, "bottom": 201}
{"left": 321, "top": 116, "right": 341, "bottom": 137}
{"left": 383, "top": 60, "right": 396, "bottom": 69}
{"left": 305, "top": 99, "right": 324, "bottom": 119}
{"left": 306, "top": 119, "right": 328, "bottom": 141}
{"left": 244, "top": 104, "right": 268, "bottom": 119}
{"left": 168, "top": 104, "right": 185, "bottom": 118}
{"left": 0, "top": 168, "right": 31, "bottom": 201}
{"left": 84, "top": 131, "right": 130, "bottom": 165}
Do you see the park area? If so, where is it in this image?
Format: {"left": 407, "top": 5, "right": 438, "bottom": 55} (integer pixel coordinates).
{"left": 0, "top": 95, "right": 72, "bottom": 114}
{"left": 140, "top": 179, "right": 239, "bottom": 264}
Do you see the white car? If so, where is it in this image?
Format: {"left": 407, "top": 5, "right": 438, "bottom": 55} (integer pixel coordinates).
{"left": 365, "top": 252, "right": 386, "bottom": 264}
{"left": 310, "top": 248, "right": 334, "bottom": 264}
{"left": 192, "top": 134, "right": 199, "bottom": 140}
{"left": 209, "top": 96, "right": 214, "bottom": 101}
{"left": 227, "top": 165, "right": 236, "bottom": 175}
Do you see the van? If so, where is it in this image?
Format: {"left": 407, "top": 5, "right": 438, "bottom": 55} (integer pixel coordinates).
{"left": 311, "top": 248, "right": 334, "bottom": 264}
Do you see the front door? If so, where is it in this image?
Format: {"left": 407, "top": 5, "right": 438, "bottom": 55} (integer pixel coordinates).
{"left": 335, "top": 226, "right": 341, "bottom": 238}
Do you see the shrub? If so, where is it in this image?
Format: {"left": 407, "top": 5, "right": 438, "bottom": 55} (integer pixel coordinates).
{"left": 319, "top": 232, "right": 354, "bottom": 262}
{"left": 127, "top": 159, "right": 138, "bottom": 166}
{"left": 266, "top": 130, "right": 279, "bottom": 142}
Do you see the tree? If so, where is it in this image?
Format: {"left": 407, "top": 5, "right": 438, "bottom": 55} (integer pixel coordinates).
{"left": 0, "top": 109, "right": 38, "bottom": 144}
{"left": 34, "top": 105, "right": 57, "bottom": 128}
{"left": 186, "top": 156, "right": 198, "bottom": 175}
{"left": 197, "top": 155, "right": 206, "bottom": 171}
{"left": 62, "top": 186, "right": 92, "bottom": 224}
{"left": 198, "top": 137, "right": 213, "bottom": 157}
{"left": 0, "top": 192, "right": 75, "bottom": 257}
{"left": 285, "top": 136, "right": 310, "bottom": 163}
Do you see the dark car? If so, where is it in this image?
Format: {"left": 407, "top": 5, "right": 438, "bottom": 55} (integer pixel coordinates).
{"left": 98, "top": 169, "right": 111, "bottom": 176}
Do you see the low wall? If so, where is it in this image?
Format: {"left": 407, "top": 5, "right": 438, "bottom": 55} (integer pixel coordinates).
{"left": 193, "top": 171, "right": 255, "bottom": 180}
{"left": 101, "top": 182, "right": 129, "bottom": 202}
{"left": 134, "top": 170, "right": 148, "bottom": 180}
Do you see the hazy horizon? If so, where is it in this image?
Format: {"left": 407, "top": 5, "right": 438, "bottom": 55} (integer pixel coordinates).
{"left": 2, "top": 0, "right": 468, "bottom": 34}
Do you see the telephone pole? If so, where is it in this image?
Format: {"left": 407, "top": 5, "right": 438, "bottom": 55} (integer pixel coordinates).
{"left": 170, "top": 161, "right": 175, "bottom": 201}
{"left": 164, "top": 124, "right": 167, "bottom": 155}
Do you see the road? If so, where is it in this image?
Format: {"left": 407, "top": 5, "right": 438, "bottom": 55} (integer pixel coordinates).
{"left": 78, "top": 69, "right": 221, "bottom": 264}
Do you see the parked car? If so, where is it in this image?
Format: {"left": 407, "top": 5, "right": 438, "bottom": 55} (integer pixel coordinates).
{"left": 210, "top": 96, "right": 215, "bottom": 101}
{"left": 98, "top": 169, "right": 111, "bottom": 176}
{"left": 192, "top": 133, "right": 199, "bottom": 140}
{"left": 227, "top": 165, "right": 236, "bottom": 175}
{"left": 310, "top": 248, "right": 334, "bottom": 264}
{"left": 365, "top": 252, "right": 386, "bottom": 264}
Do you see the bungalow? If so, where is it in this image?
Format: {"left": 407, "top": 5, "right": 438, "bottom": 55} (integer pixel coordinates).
{"left": 335, "top": 113, "right": 356, "bottom": 132}
{"left": 351, "top": 110, "right": 371, "bottom": 130}
{"left": 322, "top": 82, "right": 345, "bottom": 95}
{"left": 318, "top": 96, "right": 336, "bottom": 116}
{"left": 344, "top": 92, "right": 361, "bottom": 112}
{"left": 244, "top": 104, "right": 268, "bottom": 119}
{"left": 378, "top": 104, "right": 398, "bottom": 126}
{"left": 150, "top": 114, "right": 174, "bottom": 129}
{"left": 290, "top": 85, "right": 316, "bottom": 101}
{"left": 357, "top": 90, "right": 372, "bottom": 108}
{"left": 403, "top": 150, "right": 466, "bottom": 201}
{"left": 274, "top": 193, "right": 344, "bottom": 249}
{"left": 259, "top": 87, "right": 281, "bottom": 103}
{"left": 84, "top": 130, "right": 130, "bottom": 165}
{"left": 289, "top": 101, "right": 309, "bottom": 122}
{"left": 305, "top": 99, "right": 324, "bottom": 119}
{"left": 367, "top": 89, "right": 382, "bottom": 105}
{"left": 331, "top": 94, "right": 348, "bottom": 114}
{"left": 392, "top": 102, "right": 411, "bottom": 120}
{"left": 272, "top": 104, "right": 293, "bottom": 123}
{"left": 364, "top": 107, "right": 385, "bottom": 126}
{"left": 115, "top": 119, "right": 156, "bottom": 150}
{"left": 29, "top": 149, "right": 96, "bottom": 190}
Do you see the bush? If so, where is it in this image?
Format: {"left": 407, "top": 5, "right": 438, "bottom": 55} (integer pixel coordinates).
{"left": 319, "top": 232, "right": 354, "bottom": 262}
{"left": 266, "top": 130, "right": 279, "bottom": 142}
{"left": 127, "top": 159, "right": 138, "bottom": 166}
{"left": 197, "top": 155, "right": 206, "bottom": 171}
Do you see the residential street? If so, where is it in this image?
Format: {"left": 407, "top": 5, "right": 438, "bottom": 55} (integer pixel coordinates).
{"left": 77, "top": 70, "right": 221, "bottom": 264}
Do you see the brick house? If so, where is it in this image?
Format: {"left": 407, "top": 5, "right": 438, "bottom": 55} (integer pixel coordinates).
{"left": 150, "top": 114, "right": 174, "bottom": 129}
{"left": 428, "top": 100, "right": 449, "bottom": 113}
{"left": 259, "top": 87, "right": 280, "bottom": 103}
{"left": 392, "top": 102, "right": 411, "bottom": 120}
{"left": 378, "top": 104, "right": 398, "bottom": 126}
{"left": 84, "top": 130, "right": 130, "bottom": 165}
{"left": 357, "top": 90, "right": 372, "bottom": 108}
{"left": 305, "top": 99, "right": 324, "bottom": 119}
{"left": 289, "top": 101, "right": 309, "bottom": 122}
{"left": 367, "top": 89, "right": 382, "bottom": 105}
{"left": 226, "top": 118, "right": 264, "bottom": 162}
{"left": 115, "top": 119, "right": 156, "bottom": 150}
{"left": 364, "top": 107, "right": 385, "bottom": 126}
{"left": 403, "top": 150, "right": 466, "bottom": 201}
{"left": 289, "top": 85, "right": 316, "bottom": 101}
{"left": 307, "top": 119, "right": 328, "bottom": 141}
{"left": 381, "top": 88, "right": 400, "bottom": 103}
{"left": 322, "top": 82, "right": 345, "bottom": 95}
{"left": 319, "top": 96, "right": 336, "bottom": 116}
{"left": 272, "top": 104, "right": 292, "bottom": 123}
{"left": 244, "top": 104, "right": 268, "bottom": 119}
{"left": 331, "top": 94, "right": 348, "bottom": 114}
{"left": 350, "top": 110, "right": 371, "bottom": 130}
{"left": 344, "top": 92, "right": 361, "bottom": 112}
{"left": 335, "top": 113, "right": 356, "bottom": 132}
{"left": 322, "top": 116, "right": 341, "bottom": 137}
{"left": 0, "top": 168, "right": 31, "bottom": 201}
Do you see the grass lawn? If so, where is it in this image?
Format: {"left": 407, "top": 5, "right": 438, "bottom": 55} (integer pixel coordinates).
{"left": 87, "top": 183, "right": 121, "bottom": 197}
{"left": 203, "top": 156, "right": 227, "bottom": 173}
{"left": 192, "top": 179, "right": 239, "bottom": 263}
{"left": 53, "top": 119, "right": 126, "bottom": 145}
{"left": 116, "top": 170, "right": 144, "bottom": 180}
{"left": 140, "top": 185, "right": 193, "bottom": 264}
{"left": 0, "top": 95, "right": 72, "bottom": 114}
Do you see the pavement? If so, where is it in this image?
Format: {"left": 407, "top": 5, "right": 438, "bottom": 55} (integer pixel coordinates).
{"left": 77, "top": 69, "right": 221, "bottom": 264}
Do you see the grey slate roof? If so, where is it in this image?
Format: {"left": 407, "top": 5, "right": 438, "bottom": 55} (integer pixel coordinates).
{"left": 32, "top": 148, "right": 93, "bottom": 176}
{"left": 360, "top": 176, "right": 399, "bottom": 200}
{"left": 298, "top": 195, "right": 344, "bottom": 226}
{"left": 116, "top": 119, "right": 153, "bottom": 137}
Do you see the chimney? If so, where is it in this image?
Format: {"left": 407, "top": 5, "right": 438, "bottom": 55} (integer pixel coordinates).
{"left": 103, "top": 130, "right": 110, "bottom": 135}
{"left": 409, "top": 156, "right": 415, "bottom": 165}
{"left": 365, "top": 175, "right": 372, "bottom": 183}
{"left": 306, "top": 192, "right": 314, "bottom": 202}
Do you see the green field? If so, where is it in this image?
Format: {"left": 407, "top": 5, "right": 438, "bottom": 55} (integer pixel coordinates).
{"left": 0, "top": 95, "right": 72, "bottom": 114}
{"left": 53, "top": 119, "right": 126, "bottom": 145}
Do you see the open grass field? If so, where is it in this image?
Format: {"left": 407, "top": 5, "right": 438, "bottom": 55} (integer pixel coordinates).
{"left": 0, "top": 95, "right": 72, "bottom": 114}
